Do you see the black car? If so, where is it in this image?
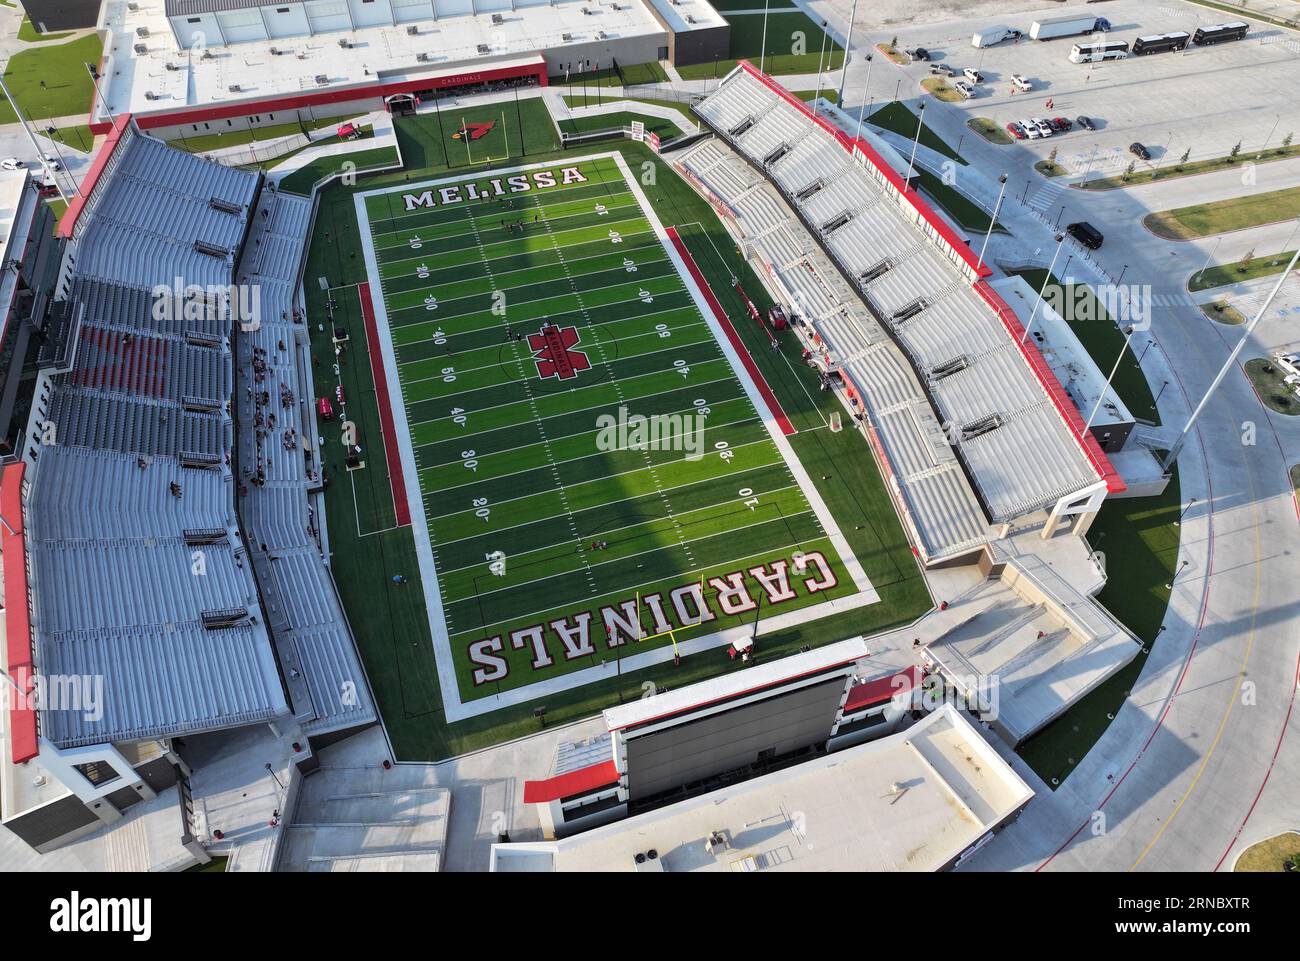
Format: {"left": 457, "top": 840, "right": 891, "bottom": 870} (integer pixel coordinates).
{"left": 1129, "top": 142, "right": 1152, "bottom": 161}
{"left": 1077, "top": 115, "right": 1096, "bottom": 131}
{"left": 912, "top": 47, "right": 932, "bottom": 61}
{"left": 1067, "top": 221, "right": 1104, "bottom": 250}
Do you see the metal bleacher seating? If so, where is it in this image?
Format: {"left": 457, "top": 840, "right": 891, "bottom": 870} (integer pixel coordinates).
{"left": 690, "top": 67, "right": 1103, "bottom": 533}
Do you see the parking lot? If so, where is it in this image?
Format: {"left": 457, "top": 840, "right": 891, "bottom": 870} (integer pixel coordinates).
{"left": 828, "top": 0, "right": 1300, "bottom": 174}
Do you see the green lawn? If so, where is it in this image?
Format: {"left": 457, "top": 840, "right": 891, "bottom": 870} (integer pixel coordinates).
{"left": 298, "top": 102, "right": 929, "bottom": 758}
{"left": 558, "top": 111, "right": 684, "bottom": 141}
{"left": 915, "top": 168, "right": 1004, "bottom": 234}
{"left": 1010, "top": 269, "right": 1160, "bottom": 425}
{"left": 1200, "top": 300, "right": 1247, "bottom": 325}
{"left": 18, "top": 17, "right": 74, "bottom": 42}
{"left": 1244, "top": 358, "right": 1300, "bottom": 415}
{"left": 868, "top": 101, "right": 967, "bottom": 165}
{"left": 1235, "top": 833, "right": 1300, "bottom": 872}
{"left": 1145, "top": 185, "right": 1300, "bottom": 240}
{"left": 277, "top": 146, "right": 398, "bottom": 194}
{"left": 1017, "top": 465, "right": 1182, "bottom": 784}
{"left": 170, "top": 113, "right": 368, "bottom": 153}
{"left": 1188, "top": 249, "right": 1299, "bottom": 292}
{"left": 549, "top": 61, "right": 669, "bottom": 88}
{"left": 707, "top": 0, "right": 796, "bottom": 9}
{"left": 1081, "top": 143, "right": 1300, "bottom": 190}
{"left": 562, "top": 95, "right": 699, "bottom": 132}
{"left": 2, "top": 34, "right": 103, "bottom": 123}
{"left": 677, "top": 11, "right": 845, "bottom": 79}
{"left": 967, "top": 117, "right": 1012, "bottom": 145}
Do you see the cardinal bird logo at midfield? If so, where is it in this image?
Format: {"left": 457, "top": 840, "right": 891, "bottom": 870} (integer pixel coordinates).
{"left": 453, "top": 120, "right": 496, "bottom": 141}
{"left": 528, "top": 324, "right": 591, "bottom": 381}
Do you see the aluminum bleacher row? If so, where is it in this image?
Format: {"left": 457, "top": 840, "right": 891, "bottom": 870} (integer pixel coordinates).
{"left": 676, "top": 142, "right": 990, "bottom": 562}
{"left": 691, "top": 65, "right": 1112, "bottom": 530}
{"left": 233, "top": 187, "right": 376, "bottom": 736}
{"left": 20, "top": 123, "right": 373, "bottom": 749}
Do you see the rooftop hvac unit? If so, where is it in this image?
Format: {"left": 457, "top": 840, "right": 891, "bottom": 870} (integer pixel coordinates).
{"left": 165, "top": 62, "right": 181, "bottom": 71}
{"left": 416, "top": 52, "right": 430, "bottom": 62}
{"left": 597, "top": 30, "right": 608, "bottom": 39}
{"left": 133, "top": 43, "right": 148, "bottom": 54}
{"left": 407, "top": 25, "right": 418, "bottom": 35}
{"left": 491, "top": 12, "right": 503, "bottom": 23}
{"left": 477, "top": 43, "right": 490, "bottom": 54}
{"left": 686, "top": 14, "right": 696, "bottom": 23}
{"left": 135, "top": 25, "right": 149, "bottom": 37}
{"left": 144, "top": 90, "right": 158, "bottom": 101}
{"left": 127, "top": 1, "right": 138, "bottom": 8}
{"left": 338, "top": 38, "right": 352, "bottom": 48}
{"left": 562, "top": 32, "right": 573, "bottom": 41}
{"left": 582, "top": 5, "right": 591, "bottom": 13}
{"left": 315, "top": 74, "right": 329, "bottom": 84}
{"left": 269, "top": 46, "right": 280, "bottom": 55}
{"left": 202, "top": 48, "right": 214, "bottom": 59}
{"left": 228, "top": 83, "right": 241, "bottom": 92}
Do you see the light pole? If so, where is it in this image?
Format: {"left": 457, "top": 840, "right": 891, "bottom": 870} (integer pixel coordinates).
{"left": 1274, "top": 215, "right": 1300, "bottom": 265}
{"left": 0, "top": 71, "right": 70, "bottom": 205}
{"left": 853, "top": 54, "right": 874, "bottom": 143}
{"left": 759, "top": 0, "right": 771, "bottom": 74}
{"left": 838, "top": 0, "right": 860, "bottom": 106}
{"left": 1084, "top": 324, "right": 1135, "bottom": 435}
{"left": 1174, "top": 496, "right": 1197, "bottom": 527}
{"left": 1117, "top": 263, "right": 1128, "bottom": 285}
{"left": 976, "top": 174, "right": 1007, "bottom": 272}
{"left": 1021, "top": 233, "right": 1067, "bottom": 345}
{"left": 1194, "top": 236, "right": 1223, "bottom": 286}
{"left": 1262, "top": 113, "right": 1280, "bottom": 154}
{"left": 812, "top": 22, "right": 830, "bottom": 119}
{"left": 906, "top": 101, "right": 925, "bottom": 190}
{"left": 1161, "top": 246, "right": 1300, "bottom": 473}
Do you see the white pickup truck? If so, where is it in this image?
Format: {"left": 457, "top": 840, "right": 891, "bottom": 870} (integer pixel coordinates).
{"left": 1010, "top": 73, "right": 1032, "bottom": 92}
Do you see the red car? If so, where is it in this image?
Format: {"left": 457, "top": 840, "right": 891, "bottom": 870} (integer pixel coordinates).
{"left": 1050, "top": 117, "right": 1073, "bottom": 133}
{"left": 1006, "top": 121, "right": 1027, "bottom": 140}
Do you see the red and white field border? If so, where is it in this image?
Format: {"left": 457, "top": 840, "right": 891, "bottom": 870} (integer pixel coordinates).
{"left": 355, "top": 152, "right": 879, "bottom": 722}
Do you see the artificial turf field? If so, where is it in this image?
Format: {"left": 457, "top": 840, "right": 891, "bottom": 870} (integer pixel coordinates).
{"left": 303, "top": 104, "right": 931, "bottom": 758}
{"left": 353, "top": 152, "right": 875, "bottom": 720}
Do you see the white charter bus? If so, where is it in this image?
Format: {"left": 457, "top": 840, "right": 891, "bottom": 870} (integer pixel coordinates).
{"left": 1069, "top": 40, "right": 1129, "bottom": 63}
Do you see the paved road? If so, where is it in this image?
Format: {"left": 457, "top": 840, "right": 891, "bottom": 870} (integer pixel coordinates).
{"left": 800, "top": 0, "right": 1300, "bottom": 872}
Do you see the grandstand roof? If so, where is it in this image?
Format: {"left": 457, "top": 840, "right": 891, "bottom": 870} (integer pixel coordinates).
{"left": 492, "top": 703, "right": 1033, "bottom": 872}
{"left": 692, "top": 65, "right": 1121, "bottom": 524}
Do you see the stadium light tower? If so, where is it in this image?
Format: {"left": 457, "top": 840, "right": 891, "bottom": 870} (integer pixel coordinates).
{"left": 1020, "top": 233, "right": 1067, "bottom": 345}
{"left": 905, "top": 102, "right": 926, "bottom": 190}
{"left": 1161, "top": 243, "right": 1300, "bottom": 473}
{"left": 837, "top": 0, "right": 861, "bottom": 106}
{"left": 759, "top": 0, "right": 771, "bottom": 74}
{"left": 812, "top": 22, "right": 830, "bottom": 119}
{"left": 852, "top": 54, "right": 874, "bottom": 143}
{"left": 976, "top": 174, "right": 1008, "bottom": 272}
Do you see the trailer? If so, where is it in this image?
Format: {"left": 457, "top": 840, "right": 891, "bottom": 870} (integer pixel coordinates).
{"left": 971, "top": 25, "right": 1022, "bottom": 48}
{"left": 1030, "top": 15, "right": 1111, "bottom": 40}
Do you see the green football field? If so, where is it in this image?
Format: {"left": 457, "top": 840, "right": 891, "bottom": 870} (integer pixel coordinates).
{"left": 354, "top": 152, "right": 874, "bottom": 717}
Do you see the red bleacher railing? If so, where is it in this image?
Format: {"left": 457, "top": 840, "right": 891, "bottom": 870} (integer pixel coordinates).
{"left": 1, "top": 463, "right": 39, "bottom": 764}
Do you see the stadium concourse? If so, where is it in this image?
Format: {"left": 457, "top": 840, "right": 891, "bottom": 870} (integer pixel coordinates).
{"left": 0, "top": 116, "right": 376, "bottom": 863}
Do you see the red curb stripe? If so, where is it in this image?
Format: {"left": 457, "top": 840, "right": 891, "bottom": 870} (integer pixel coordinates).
{"left": 358, "top": 282, "right": 412, "bottom": 528}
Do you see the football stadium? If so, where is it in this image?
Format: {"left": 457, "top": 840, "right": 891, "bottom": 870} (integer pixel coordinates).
{"left": 2, "top": 0, "right": 1280, "bottom": 884}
